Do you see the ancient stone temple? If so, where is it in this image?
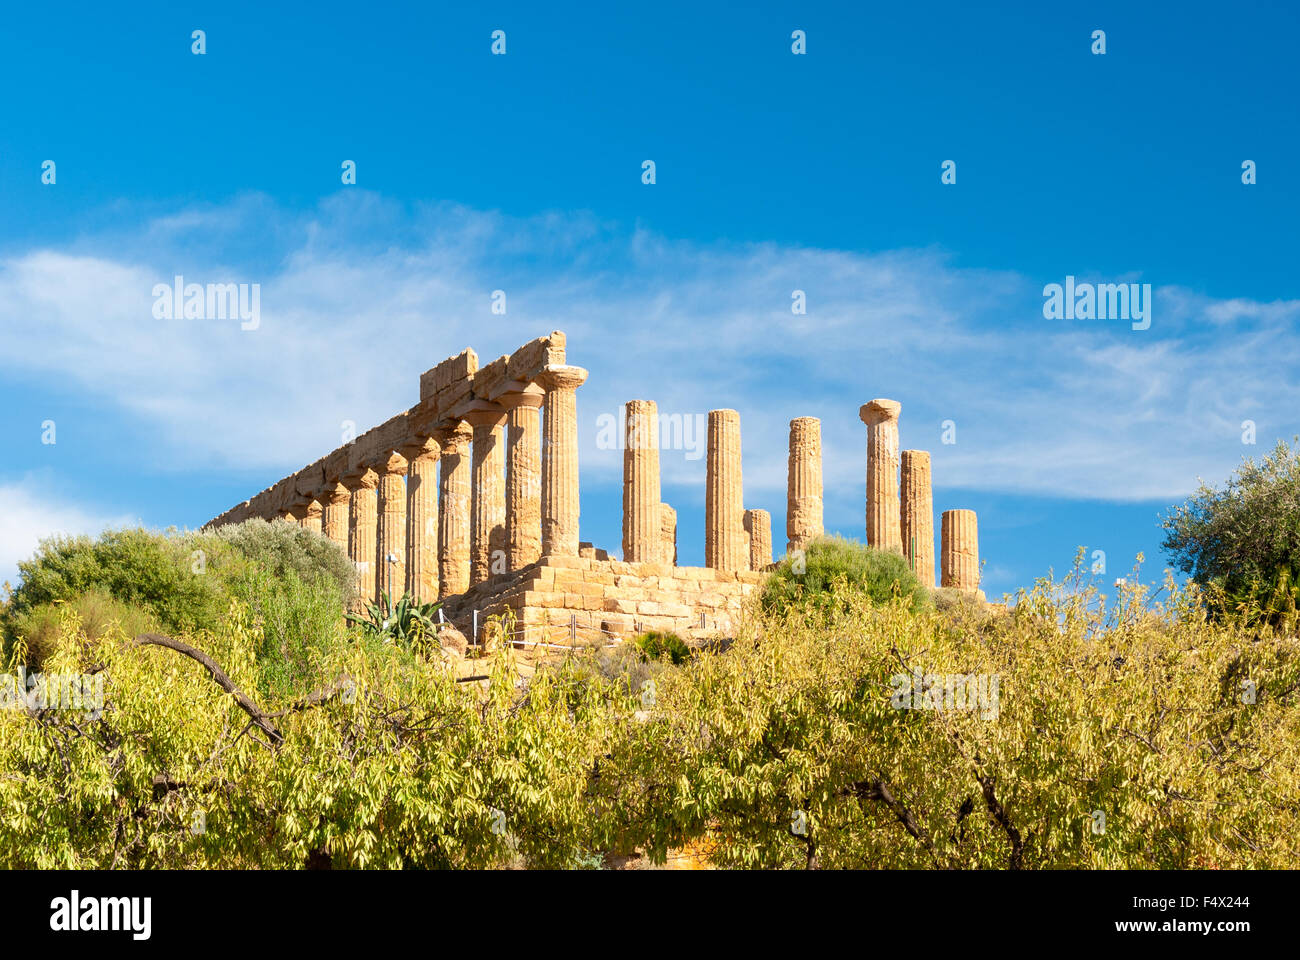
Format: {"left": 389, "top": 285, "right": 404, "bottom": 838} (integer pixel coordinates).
{"left": 205, "top": 332, "right": 982, "bottom": 647}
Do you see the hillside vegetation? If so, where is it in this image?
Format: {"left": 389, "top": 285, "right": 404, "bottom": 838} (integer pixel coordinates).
{"left": 1, "top": 524, "right": 1296, "bottom": 869}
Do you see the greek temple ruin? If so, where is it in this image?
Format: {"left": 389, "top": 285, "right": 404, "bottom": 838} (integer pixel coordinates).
{"left": 205, "top": 331, "right": 981, "bottom": 645}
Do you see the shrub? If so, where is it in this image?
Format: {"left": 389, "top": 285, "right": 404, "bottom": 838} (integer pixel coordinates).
{"left": 760, "top": 535, "right": 929, "bottom": 616}
{"left": 2, "top": 521, "right": 357, "bottom": 692}
{"left": 1162, "top": 438, "right": 1300, "bottom": 629}
{"left": 208, "top": 519, "right": 355, "bottom": 606}
{"left": 4, "top": 529, "right": 227, "bottom": 639}
{"left": 346, "top": 592, "right": 441, "bottom": 652}
{"left": 196, "top": 520, "right": 356, "bottom": 696}
{"left": 7, "top": 589, "right": 157, "bottom": 669}
{"left": 632, "top": 631, "right": 691, "bottom": 665}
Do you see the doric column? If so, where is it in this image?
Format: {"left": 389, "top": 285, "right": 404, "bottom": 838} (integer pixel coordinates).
{"left": 745, "top": 508, "right": 772, "bottom": 570}
{"left": 346, "top": 469, "right": 379, "bottom": 606}
{"left": 659, "top": 503, "right": 677, "bottom": 566}
{"left": 622, "top": 400, "right": 660, "bottom": 562}
{"left": 941, "top": 509, "right": 980, "bottom": 592}
{"left": 786, "top": 416, "right": 824, "bottom": 554}
{"left": 404, "top": 438, "right": 440, "bottom": 603}
{"left": 540, "top": 365, "right": 589, "bottom": 557}
{"left": 375, "top": 452, "right": 408, "bottom": 603}
{"left": 859, "top": 399, "right": 903, "bottom": 554}
{"left": 467, "top": 411, "right": 508, "bottom": 586}
{"left": 301, "top": 500, "right": 323, "bottom": 535}
{"left": 901, "top": 450, "right": 935, "bottom": 588}
{"left": 706, "top": 409, "right": 746, "bottom": 570}
{"left": 437, "top": 423, "right": 474, "bottom": 599}
{"left": 503, "top": 392, "right": 544, "bottom": 569}
{"left": 322, "top": 482, "right": 351, "bottom": 551}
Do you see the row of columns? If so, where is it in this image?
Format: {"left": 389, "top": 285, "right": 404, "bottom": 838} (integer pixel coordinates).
{"left": 622, "top": 402, "right": 771, "bottom": 571}
{"left": 860, "top": 398, "right": 979, "bottom": 592}
{"left": 292, "top": 380, "right": 979, "bottom": 599}
{"left": 289, "top": 366, "right": 587, "bottom": 606}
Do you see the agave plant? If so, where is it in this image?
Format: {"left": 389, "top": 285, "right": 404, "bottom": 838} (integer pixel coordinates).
{"left": 345, "top": 590, "right": 441, "bottom": 648}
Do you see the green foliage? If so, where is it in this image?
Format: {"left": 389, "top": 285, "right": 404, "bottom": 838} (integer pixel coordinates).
{"left": 346, "top": 592, "right": 440, "bottom": 651}
{"left": 6, "top": 589, "right": 157, "bottom": 670}
{"left": 0, "top": 606, "right": 611, "bottom": 869}
{"left": 761, "top": 535, "right": 930, "bottom": 617}
{"left": 1, "top": 559, "right": 1297, "bottom": 869}
{"left": 592, "top": 566, "right": 1300, "bottom": 869}
{"left": 2, "top": 522, "right": 356, "bottom": 697}
{"left": 209, "top": 519, "right": 355, "bottom": 606}
{"left": 1162, "top": 439, "right": 1300, "bottom": 629}
{"left": 4, "top": 529, "right": 228, "bottom": 644}
{"left": 632, "top": 630, "right": 691, "bottom": 665}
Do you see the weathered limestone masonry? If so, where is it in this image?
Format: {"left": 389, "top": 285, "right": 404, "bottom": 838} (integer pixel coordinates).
{"left": 347, "top": 469, "right": 378, "bottom": 607}
{"left": 437, "top": 422, "right": 473, "bottom": 599}
{"left": 858, "top": 399, "right": 980, "bottom": 594}
{"left": 204, "top": 331, "right": 987, "bottom": 650}
{"left": 860, "top": 399, "right": 903, "bottom": 554}
{"left": 659, "top": 503, "right": 677, "bottom": 566}
{"left": 786, "top": 416, "right": 824, "bottom": 554}
{"left": 376, "top": 452, "right": 408, "bottom": 600}
{"left": 941, "top": 509, "right": 980, "bottom": 592}
{"left": 205, "top": 333, "right": 570, "bottom": 610}
{"left": 745, "top": 509, "right": 772, "bottom": 571}
{"left": 622, "top": 400, "right": 660, "bottom": 563}
{"left": 466, "top": 413, "right": 506, "bottom": 586}
{"left": 404, "top": 439, "right": 439, "bottom": 602}
{"left": 901, "top": 450, "right": 935, "bottom": 588}
{"left": 540, "top": 365, "right": 587, "bottom": 557}
{"left": 706, "top": 409, "right": 747, "bottom": 571}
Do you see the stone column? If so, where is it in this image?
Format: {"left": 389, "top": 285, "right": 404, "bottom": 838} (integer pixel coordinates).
{"left": 745, "top": 508, "right": 772, "bottom": 570}
{"left": 786, "top": 416, "right": 824, "bottom": 554}
{"left": 322, "top": 482, "right": 351, "bottom": 551}
{"left": 346, "top": 469, "right": 379, "bottom": 606}
{"left": 941, "top": 509, "right": 980, "bottom": 592}
{"left": 301, "top": 500, "right": 323, "bottom": 535}
{"left": 504, "top": 393, "right": 544, "bottom": 569}
{"left": 706, "top": 409, "right": 746, "bottom": 570}
{"left": 375, "top": 452, "right": 408, "bottom": 603}
{"left": 540, "top": 365, "right": 588, "bottom": 557}
{"left": 622, "top": 400, "right": 660, "bottom": 562}
{"left": 901, "top": 450, "right": 935, "bottom": 588}
{"left": 438, "top": 423, "right": 474, "bottom": 599}
{"left": 404, "top": 439, "right": 440, "bottom": 603}
{"left": 659, "top": 503, "right": 677, "bottom": 566}
{"left": 467, "top": 412, "right": 508, "bottom": 586}
{"left": 859, "top": 399, "right": 903, "bottom": 554}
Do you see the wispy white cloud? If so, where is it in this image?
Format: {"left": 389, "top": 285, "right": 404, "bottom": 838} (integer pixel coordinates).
{"left": 0, "top": 480, "right": 137, "bottom": 587}
{"left": 1, "top": 191, "right": 1296, "bottom": 525}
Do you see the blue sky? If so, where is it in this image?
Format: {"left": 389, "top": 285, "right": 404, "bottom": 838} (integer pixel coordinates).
{"left": 1, "top": 1, "right": 1297, "bottom": 597}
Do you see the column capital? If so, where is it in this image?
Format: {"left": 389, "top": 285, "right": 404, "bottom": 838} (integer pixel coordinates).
{"left": 433, "top": 420, "right": 474, "bottom": 456}
{"left": 497, "top": 381, "right": 546, "bottom": 410}
{"left": 376, "top": 451, "right": 409, "bottom": 476}
{"left": 397, "top": 434, "right": 441, "bottom": 462}
{"left": 463, "top": 407, "right": 509, "bottom": 430}
{"left": 538, "top": 364, "right": 589, "bottom": 392}
{"left": 323, "top": 480, "right": 352, "bottom": 505}
{"left": 343, "top": 466, "right": 379, "bottom": 490}
{"left": 859, "top": 398, "right": 902, "bottom": 426}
